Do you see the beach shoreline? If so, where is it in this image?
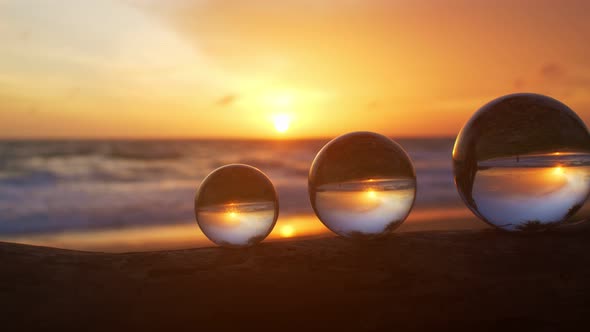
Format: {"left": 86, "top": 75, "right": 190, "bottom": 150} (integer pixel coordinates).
{"left": 0, "top": 206, "right": 479, "bottom": 253}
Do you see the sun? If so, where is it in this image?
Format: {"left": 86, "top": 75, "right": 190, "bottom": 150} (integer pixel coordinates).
{"left": 274, "top": 114, "right": 291, "bottom": 133}
{"left": 280, "top": 225, "right": 296, "bottom": 238}
{"left": 553, "top": 165, "right": 564, "bottom": 176}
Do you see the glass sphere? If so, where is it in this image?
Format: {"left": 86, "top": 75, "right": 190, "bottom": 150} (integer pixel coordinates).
{"left": 308, "top": 131, "right": 417, "bottom": 238}
{"left": 453, "top": 93, "right": 590, "bottom": 231}
{"left": 195, "top": 164, "right": 278, "bottom": 247}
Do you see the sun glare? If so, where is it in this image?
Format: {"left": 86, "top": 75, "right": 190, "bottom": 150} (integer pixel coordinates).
{"left": 272, "top": 94, "right": 293, "bottom": 108}
{"left": 553, "top": 166, "right": 564, "bottom": 177}
{"left": 553, "top": 166, "right": 564, "bottom": 176}
{"left": 225, "top": 209, "right": 239, "bottom": 224}
{"left": 366, "top": 189, "right": 377, "bottom": 199}
{"left": 280, "top": 225, "right": 296, "bottom": 237}
{"left": 274, "top": 114, "right": 291, "bottom": 133}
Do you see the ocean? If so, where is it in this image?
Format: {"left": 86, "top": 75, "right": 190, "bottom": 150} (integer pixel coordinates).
{"left": 0, "top": 138, "right": 481, "bottom": 251}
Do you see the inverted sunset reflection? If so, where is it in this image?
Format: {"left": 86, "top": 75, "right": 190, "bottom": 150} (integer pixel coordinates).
{"left": 314, "top": 178, "right": 416, "bottom": 237}
{"left": 197, "top": 201, "right": 276, "bottom": 246}
{"left": 365, "top": 189, "right": 378, "bottom": 200}
{"left": 472, "top": 152, "right": 590, "bottom": 231}
{"left": 552, "top": 165, "right": 564, "bottom": 177}
{"left": 227, "top": 211, "right": 237, "bottom": 220}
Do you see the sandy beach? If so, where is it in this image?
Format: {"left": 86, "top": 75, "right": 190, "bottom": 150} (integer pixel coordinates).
{"left": 2, "top": 227, "right": 590, "bottom": 331}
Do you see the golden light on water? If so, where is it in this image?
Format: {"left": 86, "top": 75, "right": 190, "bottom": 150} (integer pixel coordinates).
{"left": 280, "top": 225, "right": 296, "bottom": 238}
{"left": 0, "top": 208, "right": 480, "bottom": 253}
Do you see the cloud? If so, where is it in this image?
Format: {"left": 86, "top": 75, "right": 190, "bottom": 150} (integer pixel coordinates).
{"left": 540, "top": 63, "right": 566, "bottom": 80}
{"left": 526, "top": 62, "right": 590, "bottom": 102}
{"left": 513, "top": 78, "right": 526, "bottom": 90}
{"left": 215, "top": 94, "right": 238, "bottom": 107}
{"left": 536, "top": 62, "right": 590, "bottom": 90}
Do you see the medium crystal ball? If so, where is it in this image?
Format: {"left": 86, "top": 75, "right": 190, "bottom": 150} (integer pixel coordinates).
{"left": 308, "top": 131, "right": 416, "bottom": 238}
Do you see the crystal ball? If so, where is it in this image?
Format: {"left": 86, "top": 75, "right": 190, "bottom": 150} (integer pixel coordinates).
{"left": 453, "top": 93, "right": 590, "bottom": 231}
{"left": 308, "top": 131, "right": 416, "bottom": 238}
{"left": 195, "top": 164, "right": 278, "bottom": 247}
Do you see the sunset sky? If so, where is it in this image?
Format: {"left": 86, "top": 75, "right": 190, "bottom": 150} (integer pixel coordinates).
{"left": 1, "top": 0, "right": 590, "bottom": 139}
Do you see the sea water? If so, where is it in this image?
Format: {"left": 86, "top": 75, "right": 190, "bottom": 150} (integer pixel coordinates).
{"left": 0, "top": 138, "right": 474, "bottom": 250}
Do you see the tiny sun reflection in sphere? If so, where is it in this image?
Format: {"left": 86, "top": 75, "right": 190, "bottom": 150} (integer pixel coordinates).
{"left": 195, "top": 164, "right": 279, "bottom": 247}
{"left": 308, "top": 131, "right": 417, "bottom": 239}
{"left": 453, "top": 93, "right": 590, "bottom": 232}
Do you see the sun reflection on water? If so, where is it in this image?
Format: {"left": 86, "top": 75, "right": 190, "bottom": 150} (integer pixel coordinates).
{"left": 280, "top": 225, "right": 296, "bottom": 238}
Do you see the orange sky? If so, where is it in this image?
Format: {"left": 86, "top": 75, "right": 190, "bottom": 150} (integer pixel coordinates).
{"left": 1, "top": 0, "right": 590, "bottom": 139}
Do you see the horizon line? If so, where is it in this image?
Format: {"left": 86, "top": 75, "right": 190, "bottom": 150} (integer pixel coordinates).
{"left": 0, "top": 134, "right": 457, "bottom": 141}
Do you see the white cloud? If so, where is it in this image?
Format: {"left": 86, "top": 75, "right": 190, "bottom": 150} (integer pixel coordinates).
{"left": 0, "top": 0, "right": 231, "bottom": 106}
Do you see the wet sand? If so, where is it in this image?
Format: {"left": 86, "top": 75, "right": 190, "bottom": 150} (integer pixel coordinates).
{"left": 0, "top": 207, "right": 479, "bottom": 252}
{"left": 2, "top": 226, "right": 590, "bottom": 331}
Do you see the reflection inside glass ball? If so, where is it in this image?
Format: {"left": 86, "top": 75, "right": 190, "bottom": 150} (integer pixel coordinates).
{"left": 453, "top": 93, "right": 590, "bottom": 231}
{"left": 195, "top": 164, "right": 278, "bottom": 247}
{"left": 309, "top": 132, "right": 416, "bottom": 238}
